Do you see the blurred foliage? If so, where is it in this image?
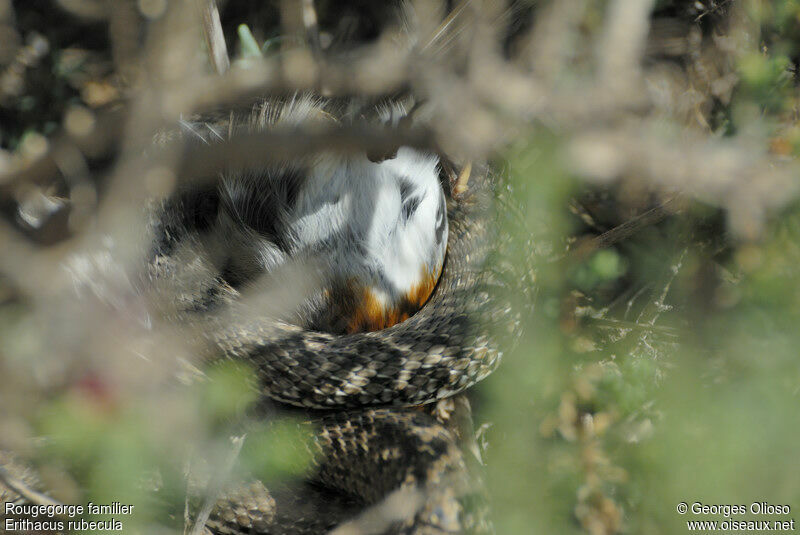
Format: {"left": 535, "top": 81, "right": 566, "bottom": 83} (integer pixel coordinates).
{"left": 479, "top": 2, "right": 800, "bottom": 531}
{"left": 484, "top": 138, "right": 800, "bottom": 532}
{"left": 2, "top": 0, "right": 800, "bottom": 534}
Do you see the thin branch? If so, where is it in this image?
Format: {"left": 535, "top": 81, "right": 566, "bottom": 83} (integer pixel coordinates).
{"left": 172, "top": 125, "right": 439, "bottom": 188}
{"left": 597, "top": 0, "right": 657, "bottom": 96}
{"left": 0, "top": 106, "right": 126, "bottom": 198}
{"left": 197, "top": 0, "right": 229, "bottom": 75}
{"left": 588, "top": 317, "right": 680, "bottom": 337}
{"left": 328, "top": 485, "right": 424, "bottom": 535}
{"left": 301, "top": 0, "right": 322, "bottom": 59}
{"left": 189, "top": 435, "right": 246, "bottom": 535}
{"left": 0, "top": 465, "right": 64, "bottom": 509}
{"left": 565, "top": 197, "right": 678, "bottom": 261}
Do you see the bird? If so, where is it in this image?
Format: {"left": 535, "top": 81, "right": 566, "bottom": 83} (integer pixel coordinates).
{"left": 160, "top": 95, "right": 449, "bottom": 336}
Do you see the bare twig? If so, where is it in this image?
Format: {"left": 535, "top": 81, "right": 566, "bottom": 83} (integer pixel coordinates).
{"left": 189, "top": 435, "right": 246, "bottom": 535}
{"left": 597, "top": 0, "right": 657, "bottom": 97}
{"left": 0, "top": 465, "right": 64, "bottom": 509}
{"left": 301, "top": 0, "right": 322, "bottom": 59}
{"left": 172, "top": 125, "right": 438, "bottom": 187}
{"left": 454, "top": 161, "right": 472, "bottom": 196}
{"left": 329, "top": 486, "right": 424, "bottom": 535}
{"left": 197, "top": 0, "right": 229, "bottom": 75}
{"left": 588, "top": 317, "right": 681, "bottom": 337}
{"left": 327, "top": 472, "right": 474, "bottom": 535}
{"left": 567, "top": 197, "right": 678, "bottom": 261}
{"left": 0, "top": 106, "right": 127, "bottom": 198}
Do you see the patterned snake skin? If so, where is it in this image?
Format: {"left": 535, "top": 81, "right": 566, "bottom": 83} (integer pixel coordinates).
{"left": 147, "top": 100, "right": 509, "bottom": 412}
{"left": 0, "top": 101, "right": 512, "bottom": 534}
{"left": 143, "top": 102, "right": 512, "bottom": 533}
{"left": 194, "top": 175, "right": 502, "bottom": 409}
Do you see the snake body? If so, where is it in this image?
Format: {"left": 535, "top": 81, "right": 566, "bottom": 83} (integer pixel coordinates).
{"left": 150, "top": 99, "right": 506, "bottom": 412}
{"left": 204, "top": 182, "right": 500, "bottom": 409}
{"left": 146, "top": 100, "right": 510, "bottom": 534}
{"left": 0, "top": 98, "right": 509, "bottom": 535}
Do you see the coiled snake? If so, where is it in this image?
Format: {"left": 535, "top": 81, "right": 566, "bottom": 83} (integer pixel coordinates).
{"left": 1, "top": 99, "right": 511, "bottom": 535}
{"left": 151, "top": 98, "right": 511, "bottom": 534}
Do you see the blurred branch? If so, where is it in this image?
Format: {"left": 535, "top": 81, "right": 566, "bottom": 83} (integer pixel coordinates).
{"left": 329, "top": 486, "right": 423, "bottom": 535}
{"left": 0, "top": 106, "right": 127, "bottom": 196}
{"left": 2, "top": 0, "right": 800, "bottom": 532}
{"left": 197, "top": 0, "right": 229, "bottom": 75}
{"left": 0, "top": 217, "right": 73, "bottom": 298}
{"left": 525, "top": 0, "right": 587, "bottom": 82}
{"left": 106, "top": 0, "right": 142, "bottom": 75}
{"left": 589, "top": 317, "right": 681, "bottom": 338}
{"left": 568, "top": 126, "right": 797, "bottom": 238}
{"left": 301, "top": 0, "right": 322, "bottom": 60}
{"left": 0, "top": 465, "right": 63, "bottom": 509}
{"left": 173, "top": 125, "right": 438, "bottom": 187}
{"left": 567, "top": 197, "right": 678, "bottom": 261}
{"left": 597, "top": 0, "right": 656, "bottom": 98}
{"left": 189, "top": 435, "right": 245, "bottom": 535}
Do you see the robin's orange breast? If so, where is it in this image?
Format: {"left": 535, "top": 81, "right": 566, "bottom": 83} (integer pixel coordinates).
{"left": 344, "top": 265, "right": 443, "bottom": 334}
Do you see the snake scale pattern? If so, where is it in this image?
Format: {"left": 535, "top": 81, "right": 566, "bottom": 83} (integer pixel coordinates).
{"left": 1, "top": 99, "right": 513, "bottom": 534}
{"left": 188, "top": 173, "right": 503, "bottom": 410}
{"left": 148, "top": 100, "right": 512, "bottom": 534}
